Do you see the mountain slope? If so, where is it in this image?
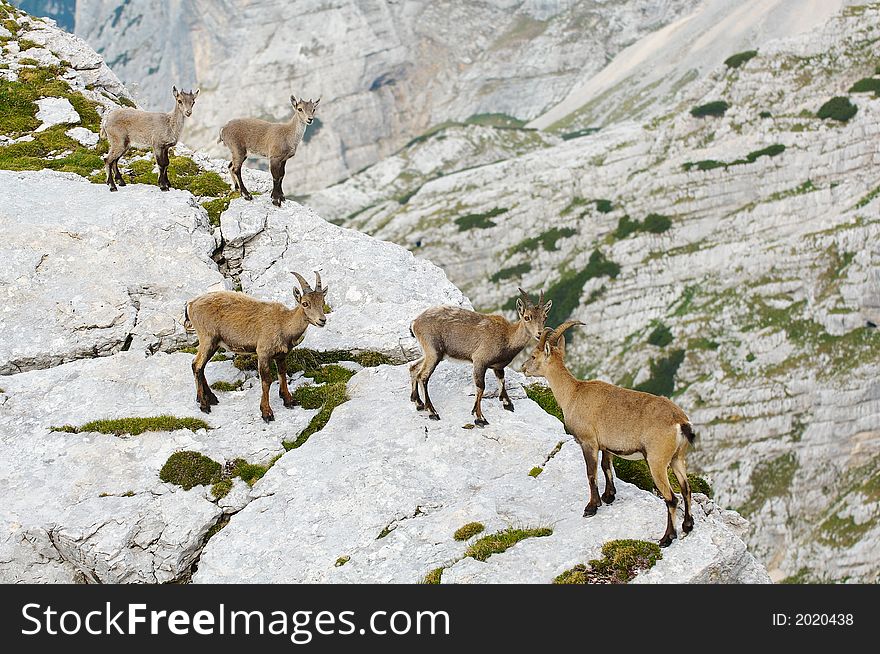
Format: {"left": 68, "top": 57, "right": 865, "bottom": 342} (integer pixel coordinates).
{"left": 69, "top": 0, "right": 702, "bottom": 192}
{"left": 309, "top": 3, "right": 880, "bottom": 581}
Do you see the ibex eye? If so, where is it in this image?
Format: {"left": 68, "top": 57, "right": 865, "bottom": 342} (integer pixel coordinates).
{"left": 303, "top": 302, "right": 309, "bottom": 308}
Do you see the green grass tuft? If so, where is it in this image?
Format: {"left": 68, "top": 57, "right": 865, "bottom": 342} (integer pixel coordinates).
{"left": 647, "top": 323, "right": 673, "bottom": 347}
{"left": 490, "top": 262, "right": 531, "bottom": 283}
{"left": 123, "top": 155, "right": 230, "bottom": 197}
{"left": 284, "top": 382, "right": 349, "bottom": 450}
{"left": 465, "top": 527, "right": 553, "bottom": 561}
{"left": 848, "top": 78, "right": 880, "bottom": 95}
{"left": 335, "top": 555, "right": 350, "bottom": 567}
{"left": 524, "top": 383, "right": 563, "bottom": 422}
{"left": 614, "top": 213, "right": 672, "bottom": 239}
{"left": 817, "top": 96, "right": 857, "bottom": 122}
{"left": 201, "top": 197, "right": 231, "bottom": 227}
{"left": 306, "top": 364, "right": 356, "bottom": 385}
{"left": 53, "top": 415, "right": 210, "bottom": 436}
{"left": 724, "top": 50, "right": 757, "bottom": 69}
{"left": 738, "top": 452, "right": 798, "bottom": 517}
{"left": 529, "top": 466, "right": 543, "bottom": 477}
{"left": 453, "top": 522, "right": 485, "bottom": 541}
{"left": 211, "top": 478, "right": 233, "bottom": 499}
{"left": 210, "top": 379, "right": 244, "bottom": 392}
{"left": 541, "top": 249, "right": 619, "bottom": 324}
{"left": 455, "top": 207, "right": 508, "bottom": 231}
{"left": 633, "top": 348, "right": 685, "bottom": 397}
{"left": 595, "top": 199, "right": 613, "bottom": 213}
{"left": 554, "top": 539, "right": 661, "bottom": 584}
{"left": 690, "top": 100, "right": 729, "bottom": 118}
{"left": 160, "top": 451, "right": 222, "bottom": 490}
{"left": 422, "top": 568, "right": 444, "bottom": 584}
{"left": 509, "top": 227, "right": 576, "bottom": 255}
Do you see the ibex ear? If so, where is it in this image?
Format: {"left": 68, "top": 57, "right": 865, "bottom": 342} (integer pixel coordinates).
{"left": 542, "top": 299, "right": 553, "bottom": 318}
{"left": 172, "top": 86, "right": 179, "bottom": 98}
{"left": 321, "top": 286, "right": 329, "bottom": 296}
{"left": 515, "top": 298, "right": 525, "bottom": 317}
{"left": 194, "top": 88, "right": 200, "bottom": 97}
{"left": 290, "top": 94, "right": 298, "bottom": 105}
{"left": 544, "top": 341, "right": 552, "bottom": 356}
{"left": 293, "top": 287, "right": 302, "bottom": 302}
{"left": 557, "top": 333, "right": 566, "bottom": 357}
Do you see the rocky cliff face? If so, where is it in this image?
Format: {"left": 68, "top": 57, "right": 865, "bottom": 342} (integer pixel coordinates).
{"left": 69, "top": 0, "right": 702, "bottom": 193}
{"left": 308, "top": 4, "right": 880, "bottom": 582}
{"left": 0, "top": 4, "right": 766, "bottom": 584}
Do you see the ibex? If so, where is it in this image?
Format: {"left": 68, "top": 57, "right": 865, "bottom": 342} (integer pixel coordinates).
{"left": 409, "top": 288, "right": 551, "bottom": 426}
{"left": 184, "top": 272, "right": 328, "bottom": 422}
{"left": 521, "top": 321, "right": 696, "bottom": 547}
{"left": 100, "top": 86, "right": 199, "bottom": 192}
{"left": 218, "top": 95, "right": 320, "bottom": 207}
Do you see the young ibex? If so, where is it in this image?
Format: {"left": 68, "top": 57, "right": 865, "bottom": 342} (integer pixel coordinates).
{"left": 218, "top": 95, "right": 320, "bottom": 207}
{"left": 521, "top": 321, "right": 696, "bottom": 547}
{"left": 409, "top": 288, "right": 552, "bottom": 426}
{"left": 100, "top": 86, "right": 199, "bottom": 192}
{"left": 184, "top": 272, "right": 328, "bottom": 422}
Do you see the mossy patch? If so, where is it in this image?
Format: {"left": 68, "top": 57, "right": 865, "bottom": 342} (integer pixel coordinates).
{"left": 234, "top": 348, "right": 390, "bottom": 374}
{"left": 509, "top": 227, "right": 576, "bottom": 255}
{"left": 818, "top": 514, "right": 876, "bottom": 549}
{"left": 53, "top": 415, "right": 210, "bottom": 436}
{"left": 283, "top": 382, "right": 348, "bottom": 450}
{"left": 210, "top": 379, "right": 244, "bottom": 392}
{"left": 529, "top": 466, "right": 543, "bottom": 477}
{"left": 848, "top": 77, "right": 880, "bottom": 95}
{"left": 633, "top": 348, "right": 685, "bottom": 398}
{"left": 554, "top": 539, "right": 661, "bottom": 584}
{"left": 160, "top": 451, "right": 222, "bottom": 490}
{"left": 817, "top": 96, "right": 857, "bottom": 122}
{"left": 123, "top": 155, "right": 230, "bottom": 197}
{"left": 524, "top": 383, "right": 563, "bottom": 422}
{"left": 595, "top": 199, "right": 613, "bottom": 213}
{"left": 201, "top": 197, "right": 231, "bottom": 226}
{"left": 541, "top": 249, "right": 620, "bottom": 323}
{"left": 465, "top": 527, "right": 552, "bottom": 561}
{"left": 560, "top": 196, "right": 589, "bottom": 216}
{"left": 490, "top": 262, "right": 532, "bottom": 283}
{"left": 228, "top": 457, "right": 279, "bottom": 486}
{"left": 647, "top": 323, "right": 673, "bottom": 347}
{"left": 453, "top": 522, "right": 485, "bottom": 541}
{"left": 335, "top": 555, "right": 350, "bottom": 567}
{"left": 738, "top": 452, "right": 798, "bottom": 517}
{"left": 690, "top": 101, "right": 729, "bottom": 118}
{"left": 422, "top": 567, "right": 444, "bottom": 584}
{"left": 455, "top": 207, "right": 508, "bottom": 231}
{"left": 724, "top": 50, "right": 757, "bottom": 69}
{"left": 306, "top": 364, "right": 356, "bottom": 385}
{"left": 614, "top": 214, "right": 672, "bottom": 239}
{"left": 211, "top": 478, "right": 233, "bottom": 499}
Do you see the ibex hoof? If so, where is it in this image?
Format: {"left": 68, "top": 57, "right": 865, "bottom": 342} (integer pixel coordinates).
{"left": 414, "top": 403, "right": 425, "bottom": 411}
{"left": 659, "top": 534, "right": 676, "bottom": 548}
{"left": 583, "top": 505, "right": 598, "bottom": 517}
{"left": 208, "top": 395, "right": 219, "bottom": 406}
{"left": 283, "top": 400, "right": 296, "bottom": 409}
{"left": 262, "top": 413, "right": 275, "bottom": 423}
{"left": 272, "top": 199, "right": 282, "bottom": 207}
{"left": 199, "top": 405, "right": 211, "bottom": 414}
{"left": 474, "top": 418, "right": 489, "bottom": 427}
{"left": 601, "top": 492, "right": 615, "bottom": 504}
{"left": 503, "top": 403, "right": 514, "bottom": 412}
{"left": 117, "top": 180, "right": 126, "bottom": 187}
{"left": 428, "top": 414, "right": 441, "bottom": 421}
{"left": 243, "top": 194, "right": 253, "bottom": 201}
{"left": 683, "top": 518, "right": 694, "bottom": 534}
{"left": 109, "top": 186, "right": 118, "bottom": 192}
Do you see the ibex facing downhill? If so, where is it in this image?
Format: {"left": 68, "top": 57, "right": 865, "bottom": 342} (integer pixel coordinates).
{"left": 184, "top": 272, "right": 328, "bottom": 422}
{"left": 409, "top": 288, "right": 551, "bottom": 426}
{"left": 218, "top": 95, "right": 320, "bottom": 207}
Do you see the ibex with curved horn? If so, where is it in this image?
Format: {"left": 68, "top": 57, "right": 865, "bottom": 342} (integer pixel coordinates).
{"left": 521, "top": 321, "right": 697, "bottom": 547}
{"left": 409, "top": 288, "right": 552, "bottom": 426}
{"left": 184, "top": 271, "right": 328, "bottom": 422}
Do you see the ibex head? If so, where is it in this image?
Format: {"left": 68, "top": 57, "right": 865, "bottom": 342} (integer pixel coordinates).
{"left": 290, "top": 95, "right": 320, "bottom": 125}
{"left": 291, "top": 271, "right": 328, "bottom": 327}
{"left": 521, "top": 320, "right": 583, "bottom": 378}
{"left": 515, "top": 287, "right": 553, "bottom": 341}
{"left": 172, "top": 86, "right": 200, "bottom": 117}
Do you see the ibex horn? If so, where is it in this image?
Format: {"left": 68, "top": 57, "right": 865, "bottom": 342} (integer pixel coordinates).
{"left": 551, "top": 320, "right": 584, "bottom": 346}
{"left": 517, "top": 287, "right": 532, "bottom": 306}
{"left": 538, "top": 289, "right": 545, "bottom": 306}
{"left": 291, "top": 271, "right": 312, "bottom": 293}
{"left": 537, "top": 327, "right": 554, "bottom": 350}
{"left": 314, "top": 270, "right": 322, "bottom": 292}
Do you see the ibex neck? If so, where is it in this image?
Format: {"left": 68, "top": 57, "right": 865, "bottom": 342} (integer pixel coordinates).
{"left": 510, "top": 319, "right": 535, "bottom": 352}
{"left": 543, "top": 358, "right": 579, "bottom": 415}
{"left": 283, "top": 305, "right": 310, "bottom": 343}
{"left": 168, "top": 104, "right": 186, "bottom": 139}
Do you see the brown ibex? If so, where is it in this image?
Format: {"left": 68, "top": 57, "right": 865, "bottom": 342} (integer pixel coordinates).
{"left": 409, "top": 288, "right": 551, "bottom": 426}
{"left": 184, "top": 272, "right": 328, "bottom": 422}
{"left": 100, "top": 86, "right": 199, "bottom": 192}
{"left": 218, "top": 95, "right": 320, "bottom": 207}
{"left": 521, "top": 321, "right": 696, "bottom": 547}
